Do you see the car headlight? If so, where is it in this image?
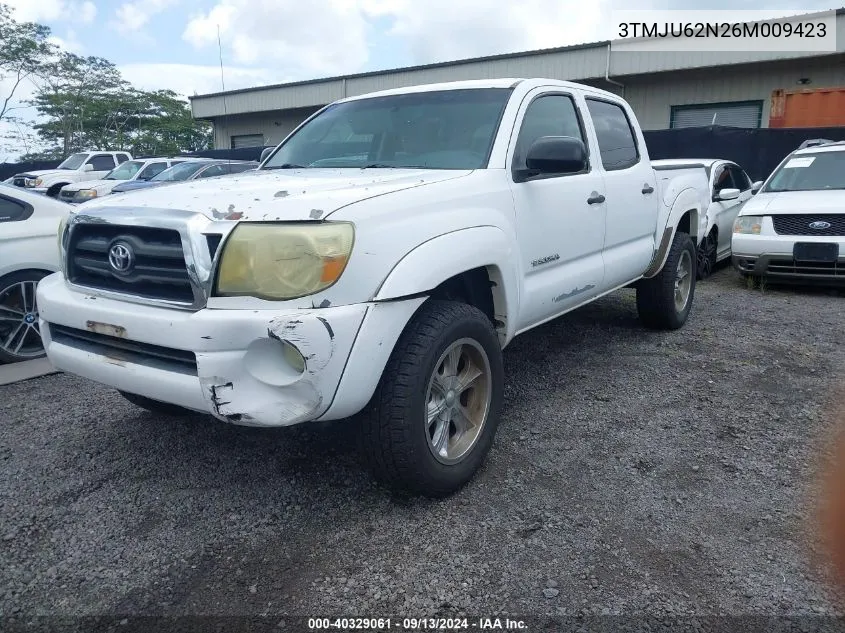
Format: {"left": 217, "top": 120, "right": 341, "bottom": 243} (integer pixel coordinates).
{"left": 57, "top": 215, "right": 68, "bottom": 256}
{"left": 733, "top": 216, "right": 764, "bottom": 235}
{"left": 25, "top": 177, "right": 42, "bottom": 188}
{"left": 215, "top": 222, "right": 354, "bottom": 300}
{"left": 74, "top": 189, "right": 97, "bottom": 200}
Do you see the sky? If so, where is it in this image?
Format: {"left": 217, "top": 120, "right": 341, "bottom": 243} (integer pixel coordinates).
{"left": 0, "top": 0, "right": 836, "bottom": 158}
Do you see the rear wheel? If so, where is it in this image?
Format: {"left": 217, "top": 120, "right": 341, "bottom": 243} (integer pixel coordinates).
{"left": 637, "top": 231, "right": 697, "bottom": 330}
{"left": 119, "top": 391, "right": 196, "bottom": 417}
{"left": 359, "top": 300, "right": 504, "bottom": 497}
{"left": 696, "top": 231, "right": 718, "bottom": 280}
{"left": 0, "top": 270, "right": 50, "bottom": 364}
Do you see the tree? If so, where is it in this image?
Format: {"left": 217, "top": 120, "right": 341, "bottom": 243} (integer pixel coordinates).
{"left": 29, "top": 54, "right": 213, "bottom": 157}
{"left": 0, "top": 4, "right": 56, "bottom": 125}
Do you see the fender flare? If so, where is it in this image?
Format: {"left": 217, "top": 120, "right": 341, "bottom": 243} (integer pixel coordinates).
{"left": 373, "top": 225, "right": 519, "bottom": 344}
{"left": 643, "top": 188, "right": 702, "bottom": 279}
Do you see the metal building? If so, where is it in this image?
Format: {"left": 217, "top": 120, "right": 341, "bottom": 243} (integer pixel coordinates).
{"left": 190, "top": 10, "right": 845, "bottom": 149}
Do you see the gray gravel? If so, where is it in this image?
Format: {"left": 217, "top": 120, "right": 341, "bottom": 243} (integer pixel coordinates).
{"left": 2, "top": 265, "right": 845, "bottom": 626}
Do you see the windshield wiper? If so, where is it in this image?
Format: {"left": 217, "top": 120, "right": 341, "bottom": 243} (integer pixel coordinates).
{"left": 264, "top": 163, "right": 308, "bottom": 170}
{"left": 360, "top": 163, "right": 396, "bottom": 168}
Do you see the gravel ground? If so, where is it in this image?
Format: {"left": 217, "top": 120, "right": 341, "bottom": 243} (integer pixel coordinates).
{"left": 2, "top": 265, "right": 845, "bottom": 630}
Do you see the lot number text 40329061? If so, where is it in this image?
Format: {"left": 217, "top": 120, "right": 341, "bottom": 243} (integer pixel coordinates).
{"left": 307, "top": 617, "right": 528, "bottom": 630}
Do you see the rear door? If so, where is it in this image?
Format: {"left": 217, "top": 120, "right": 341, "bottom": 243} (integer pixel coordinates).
{"left": 583, "top": 96, "right": 658, "bottom": 289}
{"left": 507, "top": 88, "right": 607, "bottom": 331}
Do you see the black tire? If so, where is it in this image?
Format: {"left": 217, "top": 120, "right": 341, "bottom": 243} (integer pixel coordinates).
{"left": 637, "top": 231, "right": 697, "bottom": 330}
{"left": 118, "top": 390, "right": 196, "bottom": 416}
{"left": 359, "top": 300, "right": 504, "bottom": 497}
{"left": 0, "top": 270, "right": 50, "bottom": 364}
{"left": 696, "top": 230, "right": 717, "bottom": 280}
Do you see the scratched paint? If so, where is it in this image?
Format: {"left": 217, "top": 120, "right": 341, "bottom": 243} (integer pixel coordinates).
{"left": 553, "top": 284, "right": 595, "bottom": 303}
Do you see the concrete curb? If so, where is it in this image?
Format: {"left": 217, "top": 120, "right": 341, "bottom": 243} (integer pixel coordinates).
{"left": 0, "top": 358, "right": 60, "bottom": 386}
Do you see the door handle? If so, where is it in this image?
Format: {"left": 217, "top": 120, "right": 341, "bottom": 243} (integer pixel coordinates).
{"left": 587, "top": 193, "right": 605, "bottom": 205}
{"left": 642, "top": 184, "right": 654, "bottom": 194}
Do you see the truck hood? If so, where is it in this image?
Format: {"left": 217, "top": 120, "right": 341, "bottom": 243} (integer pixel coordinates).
{"left": 18, "top": 169, "right": 80, "bottom": 181}
{"left": 84, "top": 168, "right": 472, "bottom": 220}
{"left": 741, "top": 190, "right": 845, "bottom": 215}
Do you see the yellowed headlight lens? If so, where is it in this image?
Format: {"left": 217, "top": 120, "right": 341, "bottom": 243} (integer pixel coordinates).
{"left": 215, "top": 222, "right": 354, "bottom": 300}
{"left": 733, "top": 216, "right": 763, "bottom": 235}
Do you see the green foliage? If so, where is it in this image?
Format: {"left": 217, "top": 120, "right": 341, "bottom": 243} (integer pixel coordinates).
{"left": 0, "top": 4, "right": 56, "bottom": 123}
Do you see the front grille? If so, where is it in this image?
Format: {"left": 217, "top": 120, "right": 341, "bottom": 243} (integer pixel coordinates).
{"left": 12, "top": 176, "right": 26, "bottom": 187}
{"left": 67, "top": 224, "right": 194, "bottom": 303}
{"left": 60, "top": 190, "right": 76, "bottom": 201}
{"left": 766, "top": 258, "right": 845, "bottom": 277}
{"left": 772, "top": 214, "right": 845, "bottom": 236}
{"left": 48, "top": 323, "right": 197, "bottom": 375}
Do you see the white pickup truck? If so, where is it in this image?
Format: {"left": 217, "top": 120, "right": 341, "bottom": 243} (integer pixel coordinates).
{"left": 11, "top": 151, "right": 133, "bottom": 198}
{"left": 38, "top": 79, "right": 709, "bottom": 496}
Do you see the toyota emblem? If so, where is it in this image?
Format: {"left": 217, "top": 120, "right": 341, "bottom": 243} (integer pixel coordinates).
{"left": 809, "top": 221, "right": 832, "bottom": 230}
{"left": 108, "top": 242, "right": 135, "bottom": 273}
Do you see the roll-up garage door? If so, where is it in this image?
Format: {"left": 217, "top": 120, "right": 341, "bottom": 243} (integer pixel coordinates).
{"left": 671, "top": 102, "right": 763, "bottom": 128}
{"left": 231, "top": 134, "right": 264, "bottom": 149}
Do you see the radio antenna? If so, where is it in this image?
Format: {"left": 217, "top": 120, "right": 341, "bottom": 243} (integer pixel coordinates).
{"left": 217, "top": 24, "right": 231, "bottom": 166}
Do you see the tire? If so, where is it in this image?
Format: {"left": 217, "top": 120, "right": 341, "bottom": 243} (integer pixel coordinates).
{"left": 118, "top": 390, "right": 196, "bottom": 417}
{"left": 0, "top": 270, "right": 50, "bottom": 364}
{"left": 637, "top": 231, "right": 697, "bottom": 331}
{"left": 359, "top": 300, "right": 504, "bottom": 497}
{"left": 696, "top": 230, "right": 717, "bottom": 280}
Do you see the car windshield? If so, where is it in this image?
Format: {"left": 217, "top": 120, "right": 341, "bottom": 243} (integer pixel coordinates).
{"left": 57, "top": 153, "right": 88, "bottom": 170}
{"left": 763, "top": 151, "right": 845, "bottom": 192}
{"left": 262, "top": 88, "right": 512, "bottom": 170}
{"left": 104, "top": 160, "right": 144, "bottom": 180}
{"left": 151, "top": 161, "right": 208, "bottom": 182}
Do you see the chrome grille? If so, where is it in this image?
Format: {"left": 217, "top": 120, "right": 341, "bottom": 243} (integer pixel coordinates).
{"left": 772, "top": 214, "right": 845, "bottom": 236}
{"left": 59, "top": 189, "right": 76, "bottom": 201}
{"left": 66, "top": 224, "right": 193, "bottom": 303}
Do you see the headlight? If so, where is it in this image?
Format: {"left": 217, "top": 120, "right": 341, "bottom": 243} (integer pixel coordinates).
{"left": 733, "top": 216, "right": 764, "bottom": 235}
{"left": 215, "top": 222, "right": 354, "bottom": 300}
{"left": 57, "top": 215, "right": 68, "bottom": 255}
{"left": 25, "top": 177, "right": 42, "bottom": 188}
{"left": 74, "top": 189, "right": 97, "bottom": 200}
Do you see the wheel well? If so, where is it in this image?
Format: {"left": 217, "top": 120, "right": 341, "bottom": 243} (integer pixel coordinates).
{"left": 0, "top": 268, "right": 54, "bottom": 283}
{"left": 46, "top": 183, "right": 68, "bottom": 196}
{"left": 429, "top": 267, "right": 498, "bottom": 325}
{"left": 676, "top": 209, "right": 700, "bottom": 242}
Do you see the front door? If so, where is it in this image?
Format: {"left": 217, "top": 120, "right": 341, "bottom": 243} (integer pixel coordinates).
{"left": 507, "top": 89, "right": 607, "bottom": 332}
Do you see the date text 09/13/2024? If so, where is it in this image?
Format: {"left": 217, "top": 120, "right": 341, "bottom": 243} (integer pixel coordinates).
{"left": 307, "top": 618, "right": 528, "bottom": 630}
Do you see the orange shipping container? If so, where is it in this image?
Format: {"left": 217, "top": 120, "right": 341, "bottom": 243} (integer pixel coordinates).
{"left": 770, "top": 87, "right": 845, "bottom": 128}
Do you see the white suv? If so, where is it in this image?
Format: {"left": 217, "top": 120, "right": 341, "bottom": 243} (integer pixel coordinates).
{"left": 732, "top": 141, "right": 845, "bottom": 284}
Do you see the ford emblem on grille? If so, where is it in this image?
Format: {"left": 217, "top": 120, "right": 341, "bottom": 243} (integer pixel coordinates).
{"left": 108, "top": 242, "right": 135, "bottom": 273}
{"left": 809, "top": 221, "right": 832, "bottom": 230}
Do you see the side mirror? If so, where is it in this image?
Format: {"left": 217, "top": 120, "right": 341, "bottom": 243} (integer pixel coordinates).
{"left": 260, "top": 147, "right": 273, "bottom": 163}
{"left": 751, "top": 180, "right": 763, "bottom": 194}
{"left": 715, "top": 187, "right": 740, "bottom": 201}
{"left": 83, "top": 163, "right": 94, "bottom": 172}
{"left": 520, "top": 136, "right": 587, "bottom": 180}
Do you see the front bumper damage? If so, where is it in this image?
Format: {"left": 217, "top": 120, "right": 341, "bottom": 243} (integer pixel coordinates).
{"left": 36, "top": 273, "right": 370, "bottom": 427}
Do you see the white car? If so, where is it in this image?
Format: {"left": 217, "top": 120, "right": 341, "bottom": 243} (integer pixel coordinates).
{"left": 10, "top": 151, "right": 133, "bottom": 198}
{"left": 653, "top": 159, "right": 761, "bottom": 279}
{"left": 732, "top": 140, "right": 845, "bottom": 284}
{"left": 0, "top": 187, "right": 70, "bottom": 363}
{"left": 38, "top": 78, "right": 710, "bottom": 495}
{"left": 58, "top": 157, "right": 184, "bottom": 204}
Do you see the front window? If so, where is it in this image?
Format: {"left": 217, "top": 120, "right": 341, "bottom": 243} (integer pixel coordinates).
{"left": 104, "top": 161, "right": 144, "bottom": 180}
{"left": 57, "top": 153, "right": 88, "bottom": 170}
{"left": 763, "top": 151, "right": 845, "bottom": 192}
{"left": 151, "top": 162, "right": 208, "bottom": 182}
{"left": 262, "top": 88, "right": 512, "bottom": 171}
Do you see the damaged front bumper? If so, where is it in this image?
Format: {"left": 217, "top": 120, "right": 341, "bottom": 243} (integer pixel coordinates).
{"left": 36, "top": 273, "right": 369, "bottom": 427}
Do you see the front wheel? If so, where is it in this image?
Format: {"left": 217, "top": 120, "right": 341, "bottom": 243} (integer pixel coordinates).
{"left": 359, "top": 300, "right": 504, "bottom": 497}
{"left": 0, "top": 270, "right": 50, "bottom": 364}
{"left": 696, "top": 230, "right": 717, "bottom": 280}
{"left": 637, "top": 231, "right": 697, "bottom": 330}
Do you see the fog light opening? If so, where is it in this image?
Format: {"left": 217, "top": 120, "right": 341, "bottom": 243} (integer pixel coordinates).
{"left": 281, "top": 340, "right": 306, "bottom": 374}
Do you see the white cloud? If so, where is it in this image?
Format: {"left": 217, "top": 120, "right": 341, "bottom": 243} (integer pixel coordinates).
{"left": 4, "top": 0, "right": 96, "bottom": 24}
{"left": 111, "top": 0, "right": 175, "bottom": 34}
{"left": 183, "top": 0, "right": 372, "bottom": 79}
{"left": 119, "top": 63, "right": 276, "bottom": 99}
{"left": 47, "top": 29, "right": 85, "bottom": 54}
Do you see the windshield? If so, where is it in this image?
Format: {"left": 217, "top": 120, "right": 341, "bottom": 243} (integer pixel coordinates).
{"left": 57, "top": 153, "right": 88, "bottom": 170}
{"left": 262, "top": 88, "right": 512, "bottom": 170}
{"left": 104, "top": 160, "right": 144, "bottom": 180}
{"left": 763, "top": 151, "right": 845, "bottom": 192}
{"left": 151, "top": 161, "right": 208, "bottom": 182}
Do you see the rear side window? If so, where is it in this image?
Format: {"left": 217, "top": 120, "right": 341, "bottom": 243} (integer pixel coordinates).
{"left": 116, "top": 154, "right": 130, "bottom": 164}
{"left": 88, "top": 154, "right": 116, "bottom": 171}
{"left": 585, "top": 98, "right": 639, "bottom": 171}
{"left": 0, "top": 195, "right": 30, "bottom": 222}
{"left": 226, "top": 163, "right": 255, "bottom": 174}
{"left": 195, "top": 165, "right": 227, "bottom": 179}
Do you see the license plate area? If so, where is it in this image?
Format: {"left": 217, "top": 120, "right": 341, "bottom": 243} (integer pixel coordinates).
{"left": 793, "top": 242, "right": 839, "bottom": 263}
